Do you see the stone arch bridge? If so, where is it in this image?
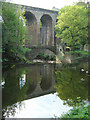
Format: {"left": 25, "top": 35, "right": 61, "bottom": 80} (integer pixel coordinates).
{"left": 16, "top": 4, "right": 58, "bottom": 59}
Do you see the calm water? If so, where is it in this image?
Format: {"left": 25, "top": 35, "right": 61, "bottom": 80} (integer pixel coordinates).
{"left": 2, "top": 61, "right": 89, "bottom": 118}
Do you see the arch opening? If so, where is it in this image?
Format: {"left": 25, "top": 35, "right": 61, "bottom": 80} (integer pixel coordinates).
{"left": 40, "top": 14, "right": 53, "bottom": 46}
{"left": 24, "top": 11, "right": 37, "bottom": 46}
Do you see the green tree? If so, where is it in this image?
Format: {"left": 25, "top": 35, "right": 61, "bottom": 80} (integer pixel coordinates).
{"left": 2, "top": 2, "right": 28, "bottom": 62}
{"left": 55, "top": 5, "right": 88, "bottom": 50}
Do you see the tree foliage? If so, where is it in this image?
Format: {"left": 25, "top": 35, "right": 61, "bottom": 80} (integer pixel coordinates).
{"left": 61, "top": 104, "right": 89, "bottom": 119}
{"left": 55, "top": 4, "right": 88, "bottom": 50}
{"left": 2, "top": 2, "right": 28, "bottom": 62}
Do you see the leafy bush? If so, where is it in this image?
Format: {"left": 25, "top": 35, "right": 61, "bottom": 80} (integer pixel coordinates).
{"left": 36, "top": 52, "right": 55, "bottom": 61}
{"left": 61, "top": 104, "right": 89, "bottom": 119}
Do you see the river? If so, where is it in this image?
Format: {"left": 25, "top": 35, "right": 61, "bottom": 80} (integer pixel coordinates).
{"left": 2, "top": 61, "right": 89, "bottom": 118}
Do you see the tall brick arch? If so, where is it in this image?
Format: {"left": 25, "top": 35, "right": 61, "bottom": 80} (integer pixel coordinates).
{"left": 40, "top": 14, "right": 53, "bottom": 46}
{"left": 24, "top": 11, "right": 37, "bottom": 46}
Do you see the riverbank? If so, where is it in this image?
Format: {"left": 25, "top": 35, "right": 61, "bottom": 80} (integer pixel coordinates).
{"left": 56, "top": 51, "right": 90, "bottom": 64}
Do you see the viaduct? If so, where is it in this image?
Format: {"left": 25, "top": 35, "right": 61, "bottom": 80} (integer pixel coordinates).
{"left": 17, "top": 4, "right": 59, "bottom": 59}
{"left": 21, "top": 5, "right": 58, "bottom": 46}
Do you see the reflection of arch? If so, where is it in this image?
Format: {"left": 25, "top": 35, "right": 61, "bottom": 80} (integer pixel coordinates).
{"left": 40, "top": 14, "right": 52, "bottom": 46}
{"left": 26, "top": 73, "right": 37, "bottom": 94}
{"left": 24, "top": 11, "right": 37, "bottom": 46}
{"left": 26, "top": 66, "right": 39, "bottom": 94}
{"left": 40, "top": 64, "right": 52, "bottom": 91}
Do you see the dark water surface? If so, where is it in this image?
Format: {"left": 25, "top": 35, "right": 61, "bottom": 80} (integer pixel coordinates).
{"left": 2, "top": 61, "right": 89, "bottom": 118}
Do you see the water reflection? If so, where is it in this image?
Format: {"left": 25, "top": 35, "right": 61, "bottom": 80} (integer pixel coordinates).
{"left": 2, "top": 64, "right": 56, "bottom": 118}
{"left": 7, "top": 93, "right": 72, "bottom": 118}
{"left": 40, "top": 64, "right": 54, "bottom": 91}
{"left": 2, "top": 62, "right": 88, "bottom": 118}
{"left": 2, "top": 67, "right": 29, "bottom": 117}
{"left": 19, "top": 74, "right": 26, "bottom": 89}
{"left": 26, "top": 65, "right": 38, "bottom": 94}
{"left": 55, "top": 63, "right": 88, "bottom": 107}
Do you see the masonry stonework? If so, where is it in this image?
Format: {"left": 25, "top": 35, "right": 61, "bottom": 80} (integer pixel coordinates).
{"left": 21, "top": 5, "right": 58, "bottom": 47}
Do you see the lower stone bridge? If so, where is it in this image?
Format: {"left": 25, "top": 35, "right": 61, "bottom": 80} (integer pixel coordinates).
{"left": 25, "top": 46, "right": 56, "bottom": 60}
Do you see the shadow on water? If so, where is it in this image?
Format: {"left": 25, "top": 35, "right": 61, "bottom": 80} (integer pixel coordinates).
{"left": 2, "top": 61, "right": 89, "bottom": 118}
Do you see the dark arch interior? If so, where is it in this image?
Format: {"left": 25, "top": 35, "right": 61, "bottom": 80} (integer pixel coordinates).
{"left": 40, "top": 14, "right": 52, "bottom": 46}
{"left": 24, "top": 11, "right": 36, "bottom": 23}
{"left": 24, "top": 11, "right": 37, "bottom": 46}
{"left": 41, "top": 14, "right": 52, "bottom": 25}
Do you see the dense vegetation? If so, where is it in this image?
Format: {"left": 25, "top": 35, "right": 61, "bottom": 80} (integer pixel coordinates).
{"left": 55, "top": 3, "right": 88, "bottom": 50}
{"left": 2, "top": 2, "right": 30, "bottom": 63}
{"left": 36, "top": 52, "right": 56, "bottom": 61}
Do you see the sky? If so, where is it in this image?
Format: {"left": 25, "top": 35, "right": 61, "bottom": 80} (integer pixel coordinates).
{"left": 6, "top": 0, "right": 88, "bottom": 10}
